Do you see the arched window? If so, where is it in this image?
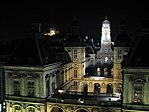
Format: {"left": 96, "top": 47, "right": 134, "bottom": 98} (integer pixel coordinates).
{"left": 27, "top": 81, "right": 34, "bottom": 97}
{"left": 14, "top": 106, "right": 21, "bottom": 112}
{"left": 94, "top": 83, "right": 100, "bottom": 94}
{"left": 13, "top": 80, "right": 20, "bottom": 96}
{"left": 27, "top": 107, "right": 35, "bottom": 112}
{"left": 133, "top": 85, "right": 143, "bottom": 103}
{"left": 133, "top": 79, "right": 145, "bottom": 104}
{"left": 46, "top": 74, "right": 50, "bottom": 96}
{"left": 52, "top": 82, "right": 55, "bottom": 94}
{"left": 74, "top": 69, "right": 77, "bottom": 78}
{"left": 83, "top": 83, "right": 88, "bottom": 95}
{"left": 51, "top": 107, "right": 63, "bottom": 112}
{"left": 104, "top": 68, "right": 108, "bottom": 76}
{"left": 97, "top": 67, "right": 100, "bottom": 75}
{"left": 107, "top": 84, "right": 113, "bottom": 94}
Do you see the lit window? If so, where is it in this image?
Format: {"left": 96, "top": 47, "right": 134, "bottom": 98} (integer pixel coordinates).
{"left": 97, "top": 68, "right": 100, "bottom": 75}
{"left": 74, "top": 70, "right": 77, "bottom": 78}
{"left": 74, "top": 50, "right": 77, "bottom": 59}
{"left": 104, "top": 68, "right": 108, "bottom": 76}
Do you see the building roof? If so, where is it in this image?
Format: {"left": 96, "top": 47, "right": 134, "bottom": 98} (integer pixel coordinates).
{"left": 114, "top": 17, "right": 132, "bottom": 47}
{"left": 5, "top": 32, "right": 71, "bottom": 66}
{"left": 114, "top": 33, "right": 132, "bottom": 47}
{"left": 102, "top": 16, "right": 110, "bottom": 24}
{"left": 122, "top": 32, "right": 149, "bottom": 67}
{"left": 0, "top": 40, "right": 17, "bottom": 55}
{"left": 64, "top": 35, "right": 88, "bottom": 47}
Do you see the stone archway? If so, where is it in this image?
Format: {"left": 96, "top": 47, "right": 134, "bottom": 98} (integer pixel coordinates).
{"left": 107, "top": 84, "right": 113, "bottom": 93}
{"left": 82, "top": 83, "right": 88, "bottom": 94}
{"left": 94, "top": 83, "right": 100, "bottom": 94}
{"left": 75, "top": 108, "right": 90, "bottom": 112}
{"left": 50, "top": 106, "right": 64, "bottom": 112}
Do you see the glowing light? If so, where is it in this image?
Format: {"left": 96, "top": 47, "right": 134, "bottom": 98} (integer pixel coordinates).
{"left": 49, "top": 30, "right": 56, "bottom": 36}
{"left": 78, "top": 98, "right": 84, "bottom": 103}
{"left": 58, "top": 89, "right": 66, "bottom": 93}
{"left": 105, "top": 57, "right": 108, "bottom": 62}
{"left": 44, "top": 28, "right": 59, "bottom": 36}
{"left": 90, "top": 76, "right": 105, "bottom": 80}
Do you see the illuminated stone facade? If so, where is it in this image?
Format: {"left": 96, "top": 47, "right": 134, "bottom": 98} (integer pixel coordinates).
{"left": 122, "top": 26, "right": 149, "bottom": 111}
{"left": 3, "top": 17, "right": 147, "bottom": 112}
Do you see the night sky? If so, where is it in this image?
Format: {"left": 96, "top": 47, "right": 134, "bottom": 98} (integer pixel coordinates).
{"left": 1, "top": 1, "right": 149, "bottom": 42}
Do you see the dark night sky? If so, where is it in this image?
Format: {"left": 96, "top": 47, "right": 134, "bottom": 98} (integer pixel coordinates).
{"left": 1, "top": 1, "right": 149, "bottom": 42}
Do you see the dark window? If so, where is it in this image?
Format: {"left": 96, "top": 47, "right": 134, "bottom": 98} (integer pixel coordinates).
{"left": 15, "top": 106, "right": 21, "bottom": 112}
{"left": 133, "top": 85, "right": 143, "bottom": 103}
{"left": 28, "top": 107, "right": 35, "bottom": 112}
{"left": 13, "top": 80, "right": 20, "bottom": 95}
{"left": 27, "top": 81, "right": 34, "bottom": 97}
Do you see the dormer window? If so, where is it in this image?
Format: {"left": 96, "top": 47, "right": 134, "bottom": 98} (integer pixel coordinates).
{"left": 118, "top": 50, "right": 121, "bottom": 54}
{"left": 68, "top": 49, "right": 71, "bottom": 52}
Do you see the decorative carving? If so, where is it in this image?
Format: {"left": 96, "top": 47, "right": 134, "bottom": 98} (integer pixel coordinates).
{"left": 101, "top": 82, "right": 106, "bottom": 87}
{"left": 92, "top": 108, "right": 100, "bottom": 112}
{"left": 10, "top": 102, "right": 13, "bottom": 107}
{"left": 22, "top": 103, "right": 26, "bottom": 109}
{"left": 65, "top": 107, "right": 73, "bottom": 112}
{"left": 89, "top": 82, "right": 93, "bottom": 87}
{"left": 133, "top": 78, "right": 146, "bottom": 83}
{"left": 36, "top": 105, "right": 40, "bottom": 110}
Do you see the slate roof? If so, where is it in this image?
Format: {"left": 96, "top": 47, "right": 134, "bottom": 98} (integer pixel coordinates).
{"left": 122, "top": 32, "right": 149, "bottom": 67}
{"left": 0, "top": 40, "right": 17, "bottom": 55}
{"left": 114, "top": 33, "right": 132, "bottom": 47}
{"left": 114, "top": 17, "right": 132, "bottom": 47}
{"left": 6, "top": 32, "right": 71, "bottom": 66}
{"left": 64, "top": 35, "right": 88, "bottom": 47}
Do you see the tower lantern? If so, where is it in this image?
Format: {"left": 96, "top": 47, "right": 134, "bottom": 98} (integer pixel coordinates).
{"left": 101, "top": 17, "right": 111, "bottom": 45}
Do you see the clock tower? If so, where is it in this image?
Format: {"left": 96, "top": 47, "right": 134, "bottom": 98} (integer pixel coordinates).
{"left": 94, "top": 17, "right": 115, "bottom": 93}
{"left": 97, "top": 17, "right": 114, "bottom": 65}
